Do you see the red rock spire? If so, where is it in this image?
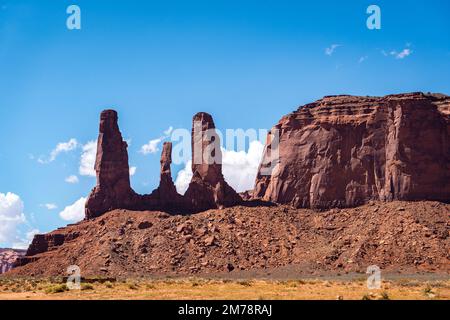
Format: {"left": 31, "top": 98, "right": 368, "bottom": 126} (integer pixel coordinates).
{"left": 184, "top": 112, "right": 242, "bottom": 211}
{"left": 85, "top": 110, "right": 138, "bottom": 219}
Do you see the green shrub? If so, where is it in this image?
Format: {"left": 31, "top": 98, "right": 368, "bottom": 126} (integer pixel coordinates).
{"left": 128, "top": 283, "right": 139, "bottom": 290}
{"left": 423, "top": 284, "right": 433, "bottom": 295}
{"left": 45, "top": 284, "right": 68, "bottom": 294}
{"left": 237, "top": 281, "right": 252, "bottom": 287}
{"left": 380, "top": 291, "right": 390, "bottom": 300}
{"left": 146, "top": 283, "right": 156, "bottom": 289}
{"left": 81, "top": 283, "right": 94, "bottom": 291}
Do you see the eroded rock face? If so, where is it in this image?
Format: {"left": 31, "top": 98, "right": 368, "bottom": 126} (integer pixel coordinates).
{"left": 254, "top": 93, "right": 450, "bottom": 208}
{"left": 14, "top": 231, "right": 81, "bottom": 268}
{"left": 158, "top": 142, "right": 177, "bottom": 200}
{"left": 85, "top": 110, "right": 241, "bottom": 219}
{"left": 184, "top": 112, "right": 242, "bottom": 211}
{"left": 85, "top": 110, "right": 140, "bottom": 219}
{"left": 148, "top": 142, "right": 184, "bottom": 210}
{"left": 0, "top": 249, "right": 25, "bottom": 274}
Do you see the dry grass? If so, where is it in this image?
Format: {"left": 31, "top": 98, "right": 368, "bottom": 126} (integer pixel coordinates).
{"left": 0, "top": 277, "right": 448, "bottom": 300}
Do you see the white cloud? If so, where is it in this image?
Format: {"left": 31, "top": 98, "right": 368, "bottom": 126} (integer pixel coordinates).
{"left": 0, "top": 192, "right": 26, "bottom": 245}
{"left": 140, "top": 127, "right": 173, "bottom": 155}
{"left": 383, "top": 45, "right": 413, "bottom": 59}
{"left": 59, "top": 197, "right": 86, "bottom": 222}
{"left": 175, "top": 140, "right": 264, "bottom": 194}
{"left": 42, "top": 203, "right": 57, "bottom": 210}
{"left": 394, "top": 48, "right": 412, "bottom": 59}
{"left": 38, "top": 138, "right": 78, "bottom": 164}
{"left": 129, "top": 166, "right": 137, "bottom": 176}
{"left": 12, "top": 229, "right": 41, "bottom": 250}
{"left": 325, "top": 44, "right": 341, "bottom": 56}
{"left": 222, "top": 141, "right": 264, "bottom": 193}
{"left": 65, "top": 175, "right": 79, "bottom": 184}
{"left": 140, "top": 138, "right": 162, "bottom": 155}
{"left": 79, "top": 140, "right": 97, "bottom": 177}
{"left": 26, "top": 229, "right": 40, "bottom": 240}
{"left": 358, "top": 56, "right": 368, "bottom": 64}
{"left": 175, "top": 160, "right": 193, "bottom": 195}
{"left": 164, "top": 126, "right": 174, "bottom": 136}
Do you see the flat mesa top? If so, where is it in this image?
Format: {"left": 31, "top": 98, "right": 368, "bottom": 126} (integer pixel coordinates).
{"left": 285, "top": 92, "right": 450, "bottom": 124}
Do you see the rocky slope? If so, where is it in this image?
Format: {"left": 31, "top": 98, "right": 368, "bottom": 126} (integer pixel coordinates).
{"left": 10, "top": 201, "right": 449, "bottom": 277}
{"left": 0, "top": 249, "right": 25, "bottom": 274}
{"left": 254, "top": 92, "right": 450, "bottom": 208}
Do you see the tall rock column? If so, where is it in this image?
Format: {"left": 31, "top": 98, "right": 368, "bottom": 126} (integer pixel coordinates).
{"left": 85, "top": 110, "right": 138, "bottom": 219}
{"left": 160, "top": 142, "right": 175, "bottom": 192}
{"left": 184, "top": 112, "right": 241, "bottom": 211}
{"left": 149, "top": 142, "right": 182, "bottom": 209}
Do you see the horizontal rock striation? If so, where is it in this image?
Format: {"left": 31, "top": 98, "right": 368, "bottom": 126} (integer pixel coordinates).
{"left": 14, "top": 230, "right": 81, "bottom": 267}
{"left": 254, "top": 92, "right": 450, "bottom": 208}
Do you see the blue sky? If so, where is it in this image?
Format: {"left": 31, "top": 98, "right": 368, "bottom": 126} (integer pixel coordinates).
{"left": 0, "top": 0, "right": 449, "bottom": 248}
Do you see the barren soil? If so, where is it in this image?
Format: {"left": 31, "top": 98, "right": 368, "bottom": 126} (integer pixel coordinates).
{"left": 8, "top": 201, "right": 450, "bottom": 278}
{"left": 0, "top": 277, "right": 448, "bottom": 300}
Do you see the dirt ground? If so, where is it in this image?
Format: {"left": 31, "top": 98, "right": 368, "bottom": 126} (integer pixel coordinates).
{"left": 0, "top": 276, "right": 448, "bottom": 300}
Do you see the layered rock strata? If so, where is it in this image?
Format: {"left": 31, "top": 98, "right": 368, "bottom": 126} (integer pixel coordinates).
{"left": 254, "top": 93, "right": 450, "bottom": 208}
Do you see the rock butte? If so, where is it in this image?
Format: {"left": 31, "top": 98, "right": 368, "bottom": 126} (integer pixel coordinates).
{"left": 254, "top": 92, "right": 450, "bottom": 208}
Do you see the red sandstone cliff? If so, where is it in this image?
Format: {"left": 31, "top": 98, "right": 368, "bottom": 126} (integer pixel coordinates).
{"left": 254, "top": 92, "right": 450, "bottom": 208}
{"left": 0, "top": 249, "right": 26, "bottom": 274}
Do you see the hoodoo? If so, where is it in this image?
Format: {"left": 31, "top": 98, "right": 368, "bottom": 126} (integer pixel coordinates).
{"left": 85, "top": 110, "right": 140, "bottom": 219}
{"left": 84, "top": 110, "right": 241, "bottom": 219}
{"left": 184, "top": 112, "right": 242, "bottom": 211}
{"left": 148, "top": 141, "right": 184, "bottom": 210}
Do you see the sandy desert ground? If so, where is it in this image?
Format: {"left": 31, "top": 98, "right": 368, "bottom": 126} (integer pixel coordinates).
{"left": 0, "top": 276, "right": 448, "bottom": 300}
